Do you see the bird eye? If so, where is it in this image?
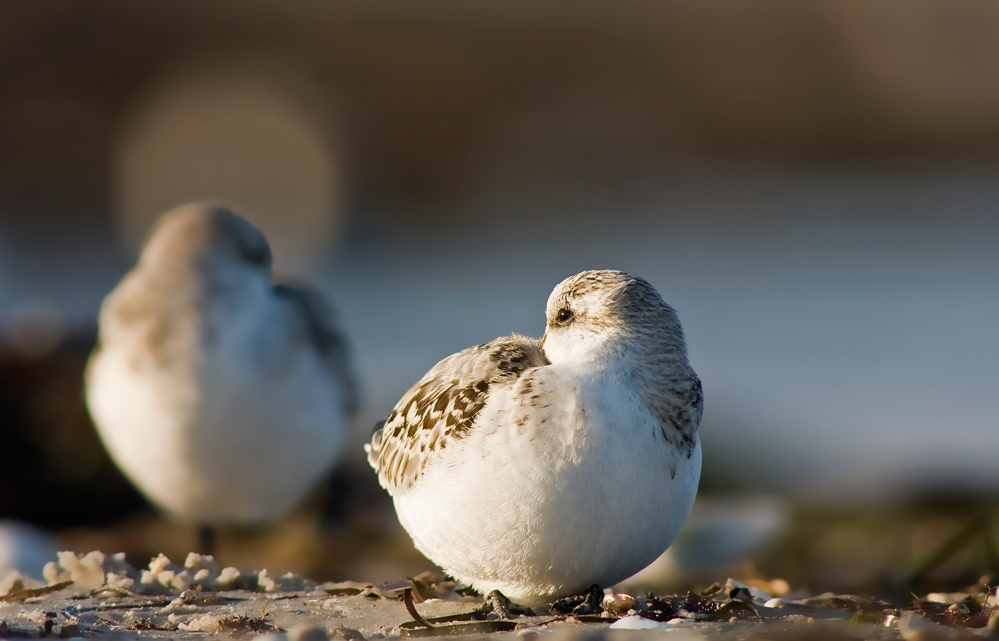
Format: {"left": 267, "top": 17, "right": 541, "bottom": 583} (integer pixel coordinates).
{"left": 556, "top": 308, "right": 573, "bottom": 323}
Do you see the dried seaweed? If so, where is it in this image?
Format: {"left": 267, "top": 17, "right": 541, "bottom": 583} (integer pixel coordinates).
{"left": 403, "top": 588, "right": 437, "bottom": 629}
{"left": 131, "top": 618, "right": 160, "bottom": 630}
{"left": 325, "top": 579, "right": 414, "bottom": 600}
{"left": 0, "top": 581, "right": 74, "bottom": 602}
{"left": 400, "top": 620, "right": 519, "bottom": 637}
{"left": 216, "top": 614, "right": 275, "bottom": 636}
{"left": 641, "top": 591, "right": 720, "bottom": 621}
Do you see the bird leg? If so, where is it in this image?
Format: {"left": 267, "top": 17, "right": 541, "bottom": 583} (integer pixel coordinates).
{"left": 551, "top": 584, "right": 604, "bottom": 616}
{"left": 471, "top": 590, "right": 535, "bottom": 620}
{"left": 197, "top": 525, "right": 216, "bottom": 557}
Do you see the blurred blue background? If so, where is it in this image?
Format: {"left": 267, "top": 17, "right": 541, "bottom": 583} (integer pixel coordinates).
{"left": 1, "top": 0, "right": 997, "bottom": 596}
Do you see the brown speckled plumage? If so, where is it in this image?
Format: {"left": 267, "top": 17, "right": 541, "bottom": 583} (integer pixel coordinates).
{"left": 367, "top": 334, "right": 548, "bottom": 490}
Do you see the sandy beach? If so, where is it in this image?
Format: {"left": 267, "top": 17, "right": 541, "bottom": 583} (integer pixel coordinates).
{"left": 2, "top": 551, "right": 997, "bottom": 640}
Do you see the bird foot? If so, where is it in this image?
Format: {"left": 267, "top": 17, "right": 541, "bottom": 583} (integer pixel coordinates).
{"left": 551, "top": 584, "right": 604, "bottom": 616}
{"left": 472, "top": 590, "right": 535, "bottom": 620}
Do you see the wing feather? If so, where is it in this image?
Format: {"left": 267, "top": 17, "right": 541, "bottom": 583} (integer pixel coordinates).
{"left": 273, "top": 282, "right": 360, "bottom": 418}
{"left": 366, "top": 334, "right": 548, "bottom": 491}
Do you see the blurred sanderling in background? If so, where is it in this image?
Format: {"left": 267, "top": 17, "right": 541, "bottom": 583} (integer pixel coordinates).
{"left": 85, "top": 204, "right": 359, "bottom": 554}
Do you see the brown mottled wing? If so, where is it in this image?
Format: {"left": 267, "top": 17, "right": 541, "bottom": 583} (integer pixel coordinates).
{"left": 273, "top": 282, "right": 360, "bottom": 418}
{"left": 647, "top": 374, "right": 702, "bottom": 458}
{"left": 366, "top": 334, "right": 548, "bottom": 492}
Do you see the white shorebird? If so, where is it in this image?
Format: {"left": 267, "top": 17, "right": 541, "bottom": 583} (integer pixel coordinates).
{"left": 86, "top": 204, "right": 358, "bottom": 551}
{"left": 366, "top": 270, "right": 702, "bottom": 611}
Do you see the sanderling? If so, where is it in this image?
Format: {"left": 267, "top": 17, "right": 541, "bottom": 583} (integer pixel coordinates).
{"left": 366, "top": 270, "right": 702, "bottom": 608}
{"left": 86, "top": 204, "right": 358, "bottom": 548}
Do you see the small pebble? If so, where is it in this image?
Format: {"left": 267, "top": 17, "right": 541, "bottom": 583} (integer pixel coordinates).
{"left": 329, "top": 627, "right": 365, "bottom": 641}
{"left": 609, "top": 616, "right": 672, "bottom": 630}
{"left": 601, "top": 593, "right": 638, "bottom": 616}
{"left": 287, "top": 625, "right": 330, "bottom": 641}
{"left": 947, "top": 602, "right": 970, "bottom": 615}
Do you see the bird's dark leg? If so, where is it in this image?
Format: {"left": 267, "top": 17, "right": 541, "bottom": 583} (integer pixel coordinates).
{"left": 471, "top": 590, "right": 535, "bottom": 620}
{"left": 197, "top": 524, "right": 216, "bottom": 557}
{"left": 551, "top": 584, "right": 604, "bottom": 616}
